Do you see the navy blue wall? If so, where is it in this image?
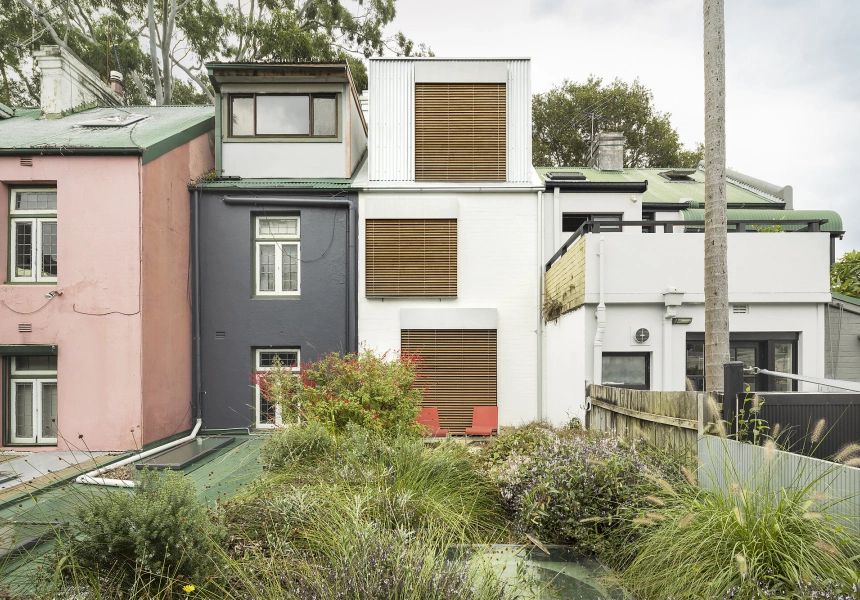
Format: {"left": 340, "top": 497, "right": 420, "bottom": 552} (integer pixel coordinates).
{"left": 194, "top": 190, "right": 357, "bottom": 429}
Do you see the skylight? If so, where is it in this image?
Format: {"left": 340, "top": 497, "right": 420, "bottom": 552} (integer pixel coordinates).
{"left": 78, "top": 113, "right": 147, "bottom": 127}
{"left": 659, "top": 169, "right": 696, "bottom": 182}
{"left": 547, "top": 172, "right": 586, "bottom": 181}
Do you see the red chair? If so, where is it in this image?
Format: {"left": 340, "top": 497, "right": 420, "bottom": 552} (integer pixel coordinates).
{"left": 465, "top": 406, "right": 498, "bottom": 436}
{"left": 416, "top": 407, "right": 449, "bottom": 437}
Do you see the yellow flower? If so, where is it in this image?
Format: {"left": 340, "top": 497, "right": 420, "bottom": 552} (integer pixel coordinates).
{"left": 183, "top": 584, "right": 196, "bottom": 594}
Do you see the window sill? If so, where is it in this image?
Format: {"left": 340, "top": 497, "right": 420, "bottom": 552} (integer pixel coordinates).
{"left": 4, "top": 281, "right": 56, "bottom": 286}
{"left": 366, "top": 296, "right": 458, "bottom": 300}
{"left": 253, "top": 294, "right": 301, "bottom": 300}
{"left": 225, "top": 136, "right": 342, "bottom": 144}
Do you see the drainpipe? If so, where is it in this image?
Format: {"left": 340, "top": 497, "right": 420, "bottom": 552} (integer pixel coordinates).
{"left": 536, "top": 190, "right": 543, "bottom": 421}
{"left": 592, "top": 236, "right": 606, "bottom": 385}
{"left": 662, "top": 288, "right": 684, "bottom": 390}
{"left": 194, "top": 189, "right": 202, "bottom": 422}
{"left": 77, "top": 419, "right": 202, "bottom": 487}
{"left": 552, "top": 186, "right": 560, "bottom": 251}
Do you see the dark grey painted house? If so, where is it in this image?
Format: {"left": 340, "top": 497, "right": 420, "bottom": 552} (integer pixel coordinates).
{"left": 191, "top": 63, "right": 367, "bottom": 429}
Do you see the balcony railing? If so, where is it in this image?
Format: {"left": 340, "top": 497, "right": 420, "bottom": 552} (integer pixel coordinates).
{"left": 545, "top": 219, "right": 830, "bottom": 272}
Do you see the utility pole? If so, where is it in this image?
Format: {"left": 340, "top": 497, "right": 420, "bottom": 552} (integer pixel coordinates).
{"left": 703, "top": 0, "right": 730, "bottom": 392}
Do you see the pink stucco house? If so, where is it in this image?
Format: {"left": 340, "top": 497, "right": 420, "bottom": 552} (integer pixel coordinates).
{"left": 0, "top": 46, "right": 214, "bottom": 451}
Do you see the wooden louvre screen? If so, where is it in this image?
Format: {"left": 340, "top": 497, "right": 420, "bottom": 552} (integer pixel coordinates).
{"left": 366, "top": 219, "right": 457, "bottom": 297}
{"left": 401, "top": 329, "right": 497, "bottom": 434}
{"left": 415, "top": 83, "right": 506, "bottom": 181}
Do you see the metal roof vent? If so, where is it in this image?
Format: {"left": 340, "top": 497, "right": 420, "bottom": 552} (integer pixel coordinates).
{"left": 78, "top": 113, "right": 147, "bottom": 128}
{"left": 19, "top": 157, "right": 32, "bottom": 167}
{"left": 659, "top": 169, "right": 697, "bottom": 182}
{"left": 18, "top": 323, "right": 31, "bottom": 333}
{"left": 547, "top": 172, "right": 586, "bottom": 181}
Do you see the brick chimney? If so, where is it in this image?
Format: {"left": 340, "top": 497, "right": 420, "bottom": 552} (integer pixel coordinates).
{"left": 32, "top": 45, "right": 121, "bottom": 118}
{"left": 110, "top": 71, "right": 124, "bottom": 97}
{"left": 589, "top": 132, "right": 626, "bottom": 171}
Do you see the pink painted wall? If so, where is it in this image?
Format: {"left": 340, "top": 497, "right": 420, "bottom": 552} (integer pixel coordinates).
{"left": 0, "top": 155, "right": 143, "bottom": 451}
{"left": 140, "top": 135, "right": 214, "bottom": 445}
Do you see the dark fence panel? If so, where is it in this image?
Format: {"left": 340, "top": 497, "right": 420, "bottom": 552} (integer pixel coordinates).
{"left": 752, "top": 393, "right": 860, "bottom": 460}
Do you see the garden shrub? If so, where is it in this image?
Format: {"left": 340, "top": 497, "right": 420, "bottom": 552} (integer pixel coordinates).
{"left": 260, "top": 420, "right": 334, "bottom": 470}
{"left": 616, "top": 447, "right": 860, "bottom": 599}
{"left": 254, "top": 349, "right": 426, "bottom": 437}
{"left": 68, "top": 468, "right": 223, "bottom": 587}
{"left": 226, "top": 425, "right": 508, "bottom": 549}
{"left": 486, "top": 425, "right": 680, "bottom": 556}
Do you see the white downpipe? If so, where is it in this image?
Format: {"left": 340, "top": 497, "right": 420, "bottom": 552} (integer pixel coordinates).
{"left": 76, "top": 419, "right": 202, "bottom": 488}
{"left": 592, "top": 236, "right": 606, "bottom": 385}
{"left": 663, "top": 307, "right": 674, "bottom": 389}
{"left": 552, "top": 186, "right": 560, "bottom": 251}
{"left": 536, "top": 190, "right": 544, "bottom": 422}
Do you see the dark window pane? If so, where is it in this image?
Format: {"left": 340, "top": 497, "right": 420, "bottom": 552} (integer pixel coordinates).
{"left": 42, "top": 221, "right": 57, "bottom": 277}
{"left": 686, "top": 342, "right": 705, "bottom": 377}
{"left": 15, "top": 382, "right": 33, "bottom": 438}
{"left": 257, "top": 96, "right": 309, "bottom": 135}
{"left": 602, "top": 354, "right": 647, "bottom": 386}
{"left": 15, "top": 355, "right": 58, "bottom": 371}
{"left": 15, "top": 221, "right": 32, "bottom": 277}
{"left": 16, "top": 191, "right": 56, "bottom": 211}
{"left": 41, "top": 382, "right": 58, "bottom": 439}
{"left": 772, "top": 342, "right": 794, "bottom": 391}
{"left": 282, "top": 246, "right": 298, "bottom": 292}
{"left": 259, "top": 245, "right": 275, "bottom": 291}
{"left": 231, "top": 97, "right": 254, "bottom": 136}
{"left": 258, "top": 351, "right": 298, "bottom": 369}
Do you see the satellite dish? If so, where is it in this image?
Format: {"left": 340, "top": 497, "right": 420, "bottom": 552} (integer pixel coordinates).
{"left": 635, "top": 328, "right": 650, "bottom": 343}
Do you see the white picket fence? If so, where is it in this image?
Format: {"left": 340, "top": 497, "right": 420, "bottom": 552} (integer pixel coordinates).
{"left": 698, "top": 436, "right": 860, "bottom": 518}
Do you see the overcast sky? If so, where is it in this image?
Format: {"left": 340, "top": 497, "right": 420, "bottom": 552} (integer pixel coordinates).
{"left": 391, "top": 0, "right": 860, "bottom": 255}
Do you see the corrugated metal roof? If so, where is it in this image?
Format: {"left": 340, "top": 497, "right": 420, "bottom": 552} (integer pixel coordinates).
{"left": 0, "top": 105, "right": 214, "bottom": 164}
{"left": 193, "top": 177, "right": 354, "bottom": 190}
{"left": 681, "top": 208, "right": 843, "bottom": 232}
{"left": 536, "top": 166, "right": 783, "bottom": 206}
{"left": 833, "top": 292, "right": 860, "bottom": 307}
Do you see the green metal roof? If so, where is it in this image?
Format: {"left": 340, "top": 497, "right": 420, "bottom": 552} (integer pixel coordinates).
{"left": 680, "top": 209, "right": 843, "bottom": 232}
{"left": 194, "top": 177, "right": 354, "bottom": 190}
{"left": 832, "top": 292, "right": 860, "bottom": 307}
{"left": 0, "top": 105, "right": 214, "bottom": 164}
{"left": 0, "top": 102, "right": 15, "bottom": 119}
{"left": 536, "top": 166, "right": 783, "bottom": 206}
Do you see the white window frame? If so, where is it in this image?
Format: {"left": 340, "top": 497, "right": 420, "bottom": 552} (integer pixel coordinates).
{"left": 254, "top": 216, "right": 301, "bottom": 296}
{"left": 254, "top": 348, "right": 300, "bottom": 428}
{"left": 10, "top": 187, "right": 58, "bottom": 284}
{"left": 9, "top": 356, "right": 58, "bottom": 445}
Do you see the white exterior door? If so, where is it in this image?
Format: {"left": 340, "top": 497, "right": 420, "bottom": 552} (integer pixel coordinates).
{"left": 11, "top": 379, "right": 58, "bottom": 445}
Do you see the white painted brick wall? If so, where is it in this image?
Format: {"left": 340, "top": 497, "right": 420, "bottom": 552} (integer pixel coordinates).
{"left": 358, "top": 191, "right": 540, "bottom": 427}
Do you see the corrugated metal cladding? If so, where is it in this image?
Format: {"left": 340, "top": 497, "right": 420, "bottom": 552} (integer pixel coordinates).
{"left": 369, "top": 59, "right": 532, "bottom": 183}
{"left": 505, "top": 59, "right": 532, "bottom": 183}
{"left": 369, "top": 60, "right": 414, "bottom": 181}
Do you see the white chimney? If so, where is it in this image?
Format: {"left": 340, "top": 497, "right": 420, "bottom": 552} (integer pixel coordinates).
{"left": 589, "top": 132, "right": 626, "bottom": 171}
{"left": 358, "top": 90, "right": 369, "bottom": 125}
{"left": 32, "top": 45, "right": 121, "bottom": 118}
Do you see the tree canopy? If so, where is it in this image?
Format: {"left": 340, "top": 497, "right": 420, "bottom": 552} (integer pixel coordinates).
{"left": 533, "top": 76, "right": 703, "bottom": 169}
{"left": 831, "top": 250, "right": 860, "bottom": 299}
{"left": 0, "top": 0, "right": 430, "bottom": 107}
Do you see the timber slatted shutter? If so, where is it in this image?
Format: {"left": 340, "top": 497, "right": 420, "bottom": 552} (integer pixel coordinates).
{"left": 415, "top": 83, "right": 506, "bottom": 181}
{"left": 366, "top": 219, "right": 457, "bottom": 297}
{"left": 401, "top": 329, "right": 497, "bottom": 434}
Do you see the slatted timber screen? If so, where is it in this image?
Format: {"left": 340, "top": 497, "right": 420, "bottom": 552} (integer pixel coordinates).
{"left": 415, "top": 83, "right": 506, "bottom": 181}
{"left": 402, "top": 329, "right": 497, "bottom": 434}
{"left": 366, "top": 219, "right": 457, "bottom": 297}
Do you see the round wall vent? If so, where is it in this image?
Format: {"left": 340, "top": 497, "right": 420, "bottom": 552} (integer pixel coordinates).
{"left": 635, "top": 328, "right": 650, "bottom": 343}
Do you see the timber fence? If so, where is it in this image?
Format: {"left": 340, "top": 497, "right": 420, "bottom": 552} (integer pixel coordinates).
{"left": 587, "top": 384, "right": 704, "bottom": 460}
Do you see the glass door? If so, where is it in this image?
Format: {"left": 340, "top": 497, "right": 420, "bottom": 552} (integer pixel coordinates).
{"left": 9, "top": 356, "right": 58, "bottom": 445}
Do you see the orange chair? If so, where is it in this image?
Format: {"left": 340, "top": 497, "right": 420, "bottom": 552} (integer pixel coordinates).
{"left": 416, "top": 407, "right": 449, "bottom": 437}
{"left": 465, "top": 406, "right": 498, "bottom": 436}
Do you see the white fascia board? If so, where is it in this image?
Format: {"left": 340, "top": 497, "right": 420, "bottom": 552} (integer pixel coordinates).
{"left": 364, "top": 197, "right": 458, "bottom": 219}
{"left": 414, "top": 61, "right": 507, "bottom": 83}
{"left": 583, "top": 293, "right": 834, "bottom": 304}
{"left": 400, "top": 308, "right": 498, "bottom": 330}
